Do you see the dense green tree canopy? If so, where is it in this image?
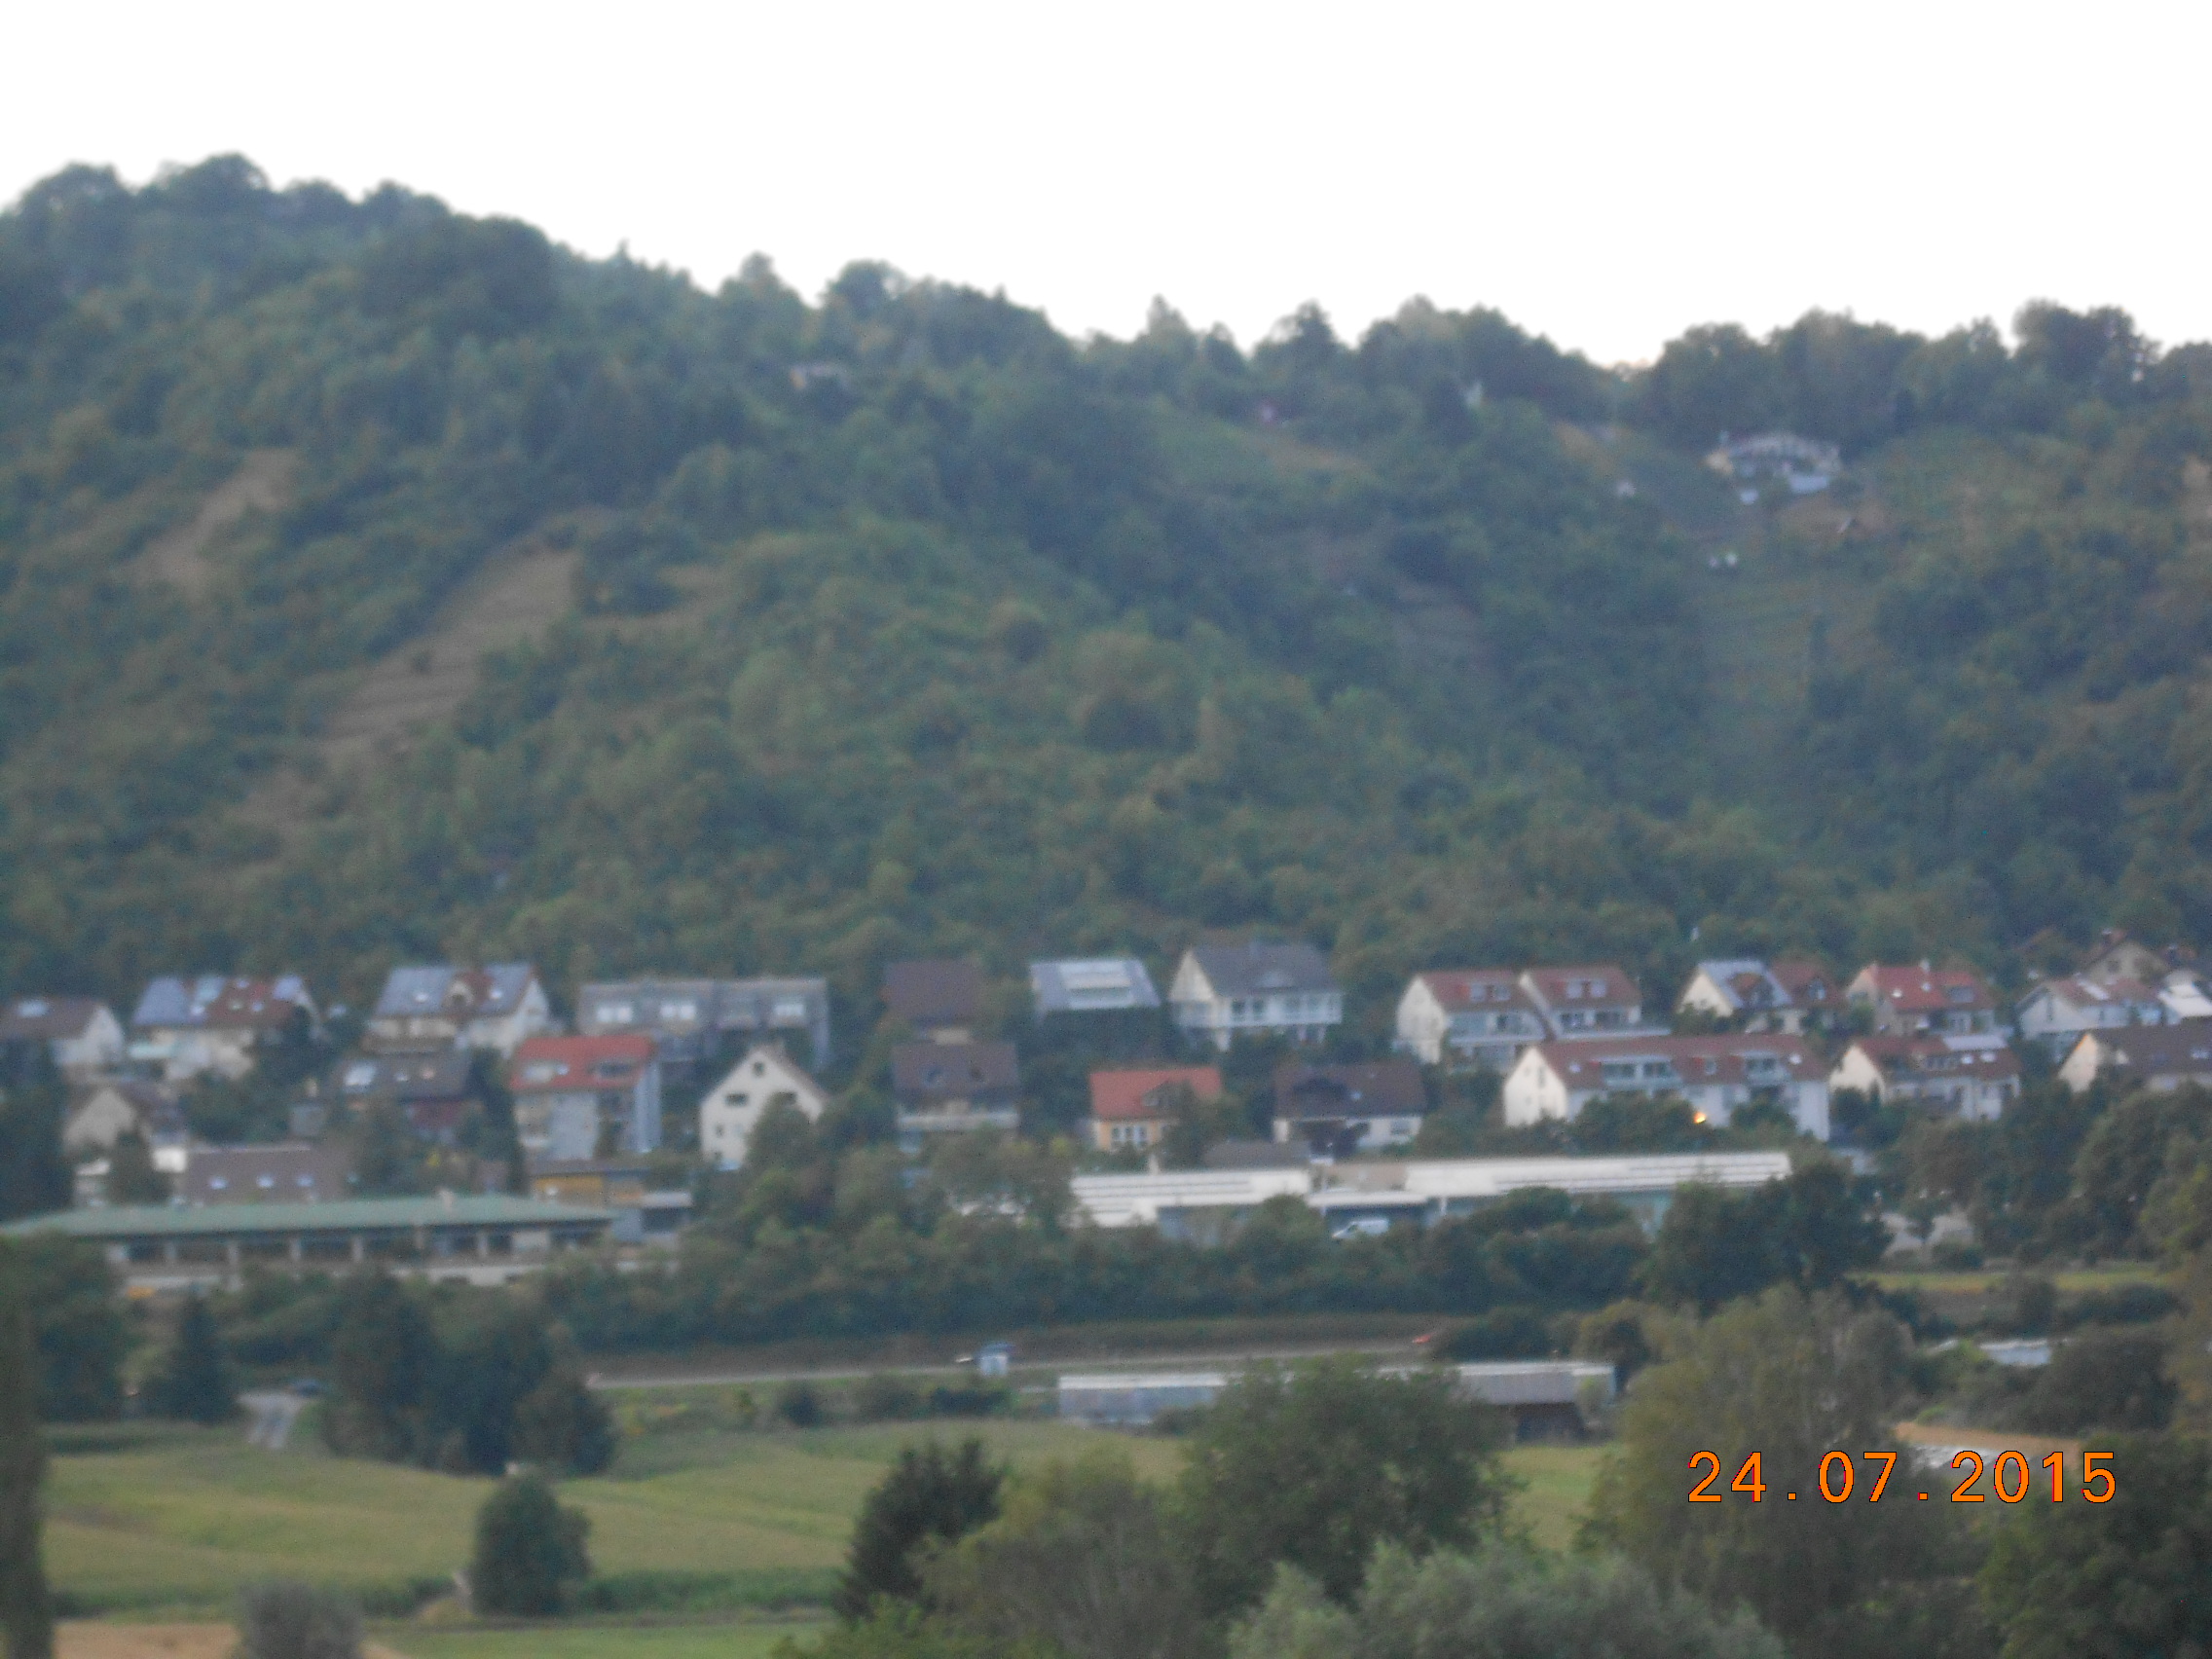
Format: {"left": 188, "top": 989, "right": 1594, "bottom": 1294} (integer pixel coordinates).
{"left": 1, "top": 160, "right": 2208, "bottom": 1033}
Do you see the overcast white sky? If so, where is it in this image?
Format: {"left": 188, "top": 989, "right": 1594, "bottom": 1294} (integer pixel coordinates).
{"left": 6, "top": 0, "right": 2205, "bottom": 364}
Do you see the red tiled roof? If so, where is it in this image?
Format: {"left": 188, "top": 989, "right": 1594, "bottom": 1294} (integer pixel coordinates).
{"left": 1768, "top": 960, "right": 1833, "bottom": 1003}
{"left": 1088, "top": 1066, "right": 1223, "bottom": 1123}
{"left": 510, "top": 1034, "right": 654, "bottom": 1093}
{"left": 1853, "top": 965, "right": 1995, "bottom": 1013}
{"left": 1416, "top": 972, "right": 1539, "bottom": 1015}
{"left": 1522, "top": 965, "right": 1640, "bottom": 1009}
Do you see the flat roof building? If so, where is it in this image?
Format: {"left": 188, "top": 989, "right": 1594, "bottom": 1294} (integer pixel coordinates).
{"left": 5, "top": 1194, "right": 613, "bottom": 1289}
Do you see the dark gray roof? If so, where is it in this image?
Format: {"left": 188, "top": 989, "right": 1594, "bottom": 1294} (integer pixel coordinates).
{"left": 884, "top": 960, "right": 985, "bottom": 1025}
{"left": 372, "top": 964, "right": 537, "bottom": 1020}
{"left": 891, "top": 1041, "right": 1019, "bottom": 1102}
{"left": 1273, "top": 1061, "right": 1428, "bottom": 1121}
{"left": 1189, "top": 941, "right": 1337, "bottom": 997}
{"left": 2090, "top": 1025, "right": 2212, "bottom": 1077}
{"left": 0, "top": 997, "right": 111, "bottom": 1041}
{"left": 333, "top": 1051, "right": 476, "bottom": 1100}
{"left": 181, "top": 1143, "right": 354, "bottom": 1205}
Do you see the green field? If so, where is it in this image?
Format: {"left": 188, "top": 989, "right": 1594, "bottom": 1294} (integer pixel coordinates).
{"left": 388, "top": 1624, "right": 823, "bottom": 1659}
{"left": 49, "top": 1415, "right": 1601, "bottom": 1633}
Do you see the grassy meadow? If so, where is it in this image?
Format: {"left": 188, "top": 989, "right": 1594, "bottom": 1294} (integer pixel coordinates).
{"left": 45, "top": 1403, "right": 1604, "bottom": 1632}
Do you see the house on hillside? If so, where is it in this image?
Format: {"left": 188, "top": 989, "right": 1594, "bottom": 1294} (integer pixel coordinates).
{"left": 1829, "top": 1037, "right": 2020, "bottom": 1121}
{"left": 891, "top": 1041, "right": 1019, "bottom": 1145}
{"left": 1085, "top": 1065, "right": 1223, "bottom": 1153}
{"left": 129, "top": 976, "right": 318, "bottom": 1084}
{"left": 1847, "top": 965, "right": 1999, "bottom": 1037}
{"left": 1273, "top": 1061, "right": 1428, "bottom": 1157}
{"left": 1706, "top": 432, "right": 1842, "bottom": 496}
{"left": 2078, "top": 929, "right": 2192, "bottom": 988}
{"left": 366, "top": 964, "right": 551, "bottom": 1056}
{"left": 699, "top": 1044, "right": 829, "bottom": 1169}
{"left": 178, "top": 1142, "right": 354, "bottom": 1206}
{"left": 0, "top": 997, "right": 125, "bottom": 1079}
{"left": 1503, "top": 1034, "right": 1829, "bottom": 1138}
{"left": 509, "top": 1035, "right": 662, "bottom": 1161}
{"left": 885, "top": 960, "right": 986, "bottom": 1043}
{"left": 2058, "top": 1026, "right": 2212, "bottom": 1094}
{"left": 2014, "top": 976, "right": 2166, "bottom": 1055}
{"left": 332, "top": 1051, "right": 483, "bottom": 1142}
{"left": 1676, "top": 958, "right": 1834, "bottom": 1035}
{"left": 1030, "top": 958, "right": 1161, "bottom": 1016}
{"left": 63, "top": 1079, "right": 184, "bottom": 1157}
{"left": 578, "top": 977, "right": 830, "bottom": 1073}
{"left": 1518, "top": 966, "right": 1647, "bottom": 1039}
{"left": 1394, "top": 972, "right": 1546, "bottom": 1068}
{"left": 1169, "top": 941, "right": 1342, "bottom": 1051}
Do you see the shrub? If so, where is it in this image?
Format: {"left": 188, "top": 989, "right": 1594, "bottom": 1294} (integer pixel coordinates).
{"left": 234, "top": 1580, "right": 362, "bottom": 1659}
{"left": 774, "top": 1380, "right": 824, "bottom": 1428}
{"left": 470, "top": 1473, "right": 590, "bottom": 1616}
{"left": 854, "top": 1373, "right": 923, "bottom": 1421}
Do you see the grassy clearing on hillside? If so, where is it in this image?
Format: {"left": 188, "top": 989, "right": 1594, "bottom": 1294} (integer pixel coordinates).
{"left": 47, "top": 1415, "right": 1596, "bottom": 1618}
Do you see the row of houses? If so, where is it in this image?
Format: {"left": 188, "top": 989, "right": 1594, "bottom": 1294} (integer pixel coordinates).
{"left": 11, "top": 931, "right": 2211, "bottom": 1198}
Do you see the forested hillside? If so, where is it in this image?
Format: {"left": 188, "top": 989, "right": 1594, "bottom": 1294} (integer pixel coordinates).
{"left": 2, "top": 156, "right": 2209, "bottom": 1032}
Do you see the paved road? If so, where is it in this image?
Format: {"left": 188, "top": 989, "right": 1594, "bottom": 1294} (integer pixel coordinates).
{"left": 240, "top": 1390, "right": 306, "bottom": 1450}
{"left": 586, "top": 1338, "right": 1423, "bottom": 1391}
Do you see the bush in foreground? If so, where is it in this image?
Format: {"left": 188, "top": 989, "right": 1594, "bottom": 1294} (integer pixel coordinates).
{"left": 234, "top": 1580, "right": 361, "bottom": 1659}
{"left": 1229, "top": 1544, "right": 1785, "bottom": 1659}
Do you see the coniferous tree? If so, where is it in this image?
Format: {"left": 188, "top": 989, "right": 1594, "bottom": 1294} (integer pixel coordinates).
{"left": 837, "top": 1439, "right": 1005, "bottom": 1621}
{"left": 0, "top": 1047, "right": 68, "bottom": 1226}
{"left": 145, "top": 1292, "right": 237, "bottom": 1424}
{"left": 0, "top": 1246, "right": 54, "bottom": 1659}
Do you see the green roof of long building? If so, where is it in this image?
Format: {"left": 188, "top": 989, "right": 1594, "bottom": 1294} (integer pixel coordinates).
{"left": 1, "top": 1194, "right": 612, "bottom": 1239}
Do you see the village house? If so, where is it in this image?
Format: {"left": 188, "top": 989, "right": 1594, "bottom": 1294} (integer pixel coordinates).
{"left": 1169, "top": 941, "right": 1343, "bottom": 1051}
{"left": 891, "top": 1041, "right": 1020, "bottom": 1145}
{"left": 1847, "top": 964, "right": 1999, "bottom": 1037}
{"left": 332, "top": 1051, "right": 483, "bottom": 1142}
{"left": 1676, "top": 958, "right": 1835, "bottom": 1034}
{"left": 508, "top": 1035, "right": 662, "bottom": 1161}
{"left": 129, "top": 975, "right": 318, "bottom": 1083}
{"left": 1829, "top": 1037, "right": 2021, "bottom": 1121}
{"left": 1394, "top": 971, "right": 1547, "bottom": 1068}
{"left": 1503, "top": 1034, "right": 1830, "bottom": 1138}
{"left": 63, "top": 1079, "right": 185, "bottom": 1158}
{"left": 2077, "top": 929, "right": 2190, "bottom": 987}
{"left": 365, "top": 964, "right": 551, "bottom": 1056}
{"left": 178, "top": 1142, "right": 354, "bottom": 1206}
{"left": 699, "top": 1043, "right": 830, "bottom": 1169}
{"left": 884, "top": 959, "right": 986, "bottom": 1044}
{"left": 577, "top": 976, "right": 831, "bottom": 1073}
{"left": 1084, "top": 1065, "right": 1223, "bottom": 1153}
{"left": 1518, "top": 965, "right": 1647, "bottom": 1038}
{"left": 1029, "top": 958, "right": 1161, "bottom": 1015}
{"left": 2058, "top": 1025, "right": 2212, "bottom": 1094}
{"left": 0, "top": 997, "right": 125, "bottom": 1079}
{"left": 2014, "top": 976, "right": 2167, "bottom": 1055}
{"left": 1273, "top": 1061, "right": 1429, "bottom": 1157}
